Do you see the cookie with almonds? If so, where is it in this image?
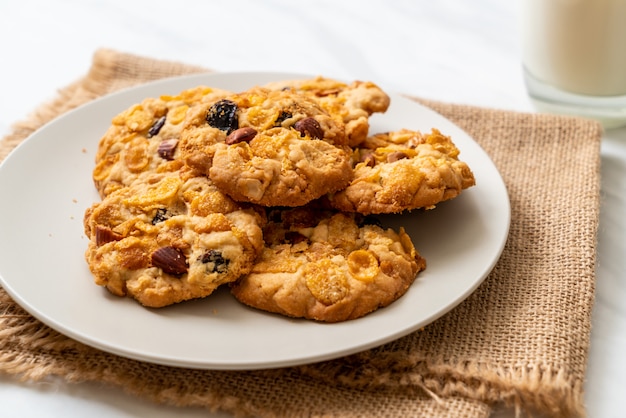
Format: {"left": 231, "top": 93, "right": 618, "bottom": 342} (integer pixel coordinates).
{"left": 92, "top": 85, "right": 232, "bottom": 197}
{"left": 179, "top": 87, "right": 353, "bottom": 207}
{"left": 327, "top": 129, "right": 476, "bottom": 214}
{"left": 263, "top": 76, "right": 391, "bottom": 147}
{"left": 230, "top": 207, "right": 425, "bottom": 322}
{"left": 83, "top": 170, "right": 265, "bottom": 308}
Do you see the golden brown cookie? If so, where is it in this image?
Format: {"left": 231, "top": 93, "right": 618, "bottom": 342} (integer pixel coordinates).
{"left": 327, "top": 129, "right": 476, "bottom": 214}
{"left": 179, "top": 87, "right": 353, "bottom": 207}
{"left": 263, "top": 76, "right": 391, "bottom": 147}
{"left": 230, "top": 207, "right": 425, "bottom": 322}
{"left": 83, "top": 170, "right": 265, "bottom": 308}
{"left": 93, "top": 86, "right": 232, "bottom": 197}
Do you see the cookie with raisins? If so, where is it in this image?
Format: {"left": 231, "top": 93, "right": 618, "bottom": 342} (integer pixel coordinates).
{"left": 92, "top": 85, "right": 232, "bottom": 197}
{"left": 327, "top": 129, "right": 476, "bottom": 215}
{"left": 83, "top": 170, "right": 265, "bottom": 308}
{"left": 263, "top": 76, "right": 391, "bottom": 147}
{"left": 229, "top": 207, "right": 425, "bottom": 323}
{"left": 179, "top": 87, "right": 353, "bottom": 207}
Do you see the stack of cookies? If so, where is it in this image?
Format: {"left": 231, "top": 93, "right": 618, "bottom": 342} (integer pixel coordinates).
{"left": 83, "top": 77, "right": 475, "bottom": 322}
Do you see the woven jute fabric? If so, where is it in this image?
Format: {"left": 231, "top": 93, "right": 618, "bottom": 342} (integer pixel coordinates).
{"left": 0, "top": 49, "right": 602, "bottom": 418}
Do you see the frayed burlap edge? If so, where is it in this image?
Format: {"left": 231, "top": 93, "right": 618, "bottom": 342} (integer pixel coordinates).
{"left": 0, "top": 48, "right": 602, "bottom": 418}
{"left": 1, "top": 291, "right": 492, "bottom": 418}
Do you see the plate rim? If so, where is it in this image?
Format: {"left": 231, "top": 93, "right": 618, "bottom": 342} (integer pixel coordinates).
{"left": 0, "top": 71, "right": 510, "bottom": 370}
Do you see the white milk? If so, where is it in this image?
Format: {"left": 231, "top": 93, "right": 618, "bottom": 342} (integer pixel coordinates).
{"left": 523, "top": 0, "right": 626, "bottom": 97}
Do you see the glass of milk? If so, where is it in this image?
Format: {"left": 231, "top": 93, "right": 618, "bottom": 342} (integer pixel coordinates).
{"left": 522, "top": 0, "right": 626, "bottom": 128}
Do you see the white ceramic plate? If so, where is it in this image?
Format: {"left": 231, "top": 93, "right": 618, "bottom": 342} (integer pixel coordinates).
{"left": 0, "top": 72, "right": 510, "bottom": 370}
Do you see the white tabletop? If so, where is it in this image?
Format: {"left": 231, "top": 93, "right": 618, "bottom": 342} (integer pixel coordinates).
{"left": 1, "top": 1, "right": 625, "bottom": 417}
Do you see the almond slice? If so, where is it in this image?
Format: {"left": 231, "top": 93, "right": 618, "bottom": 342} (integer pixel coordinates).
{"left": 151, "top": 246, "right": 188, "bottom": 276}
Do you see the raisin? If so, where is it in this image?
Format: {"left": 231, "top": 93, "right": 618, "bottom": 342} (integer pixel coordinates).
{"left": 274, "top": 110, "right": 293, "bottom": 127}
{"left": 206, "top": 100, "right": 238, "bottom": 134}
{"left": 199, "top": 250, "right": 229, "bottom": 273}
{"left": 147, "top": 116, "right": 166, "bottom": 138}
{"left": 152, "top": 208, "right": 170, "bottom": 224}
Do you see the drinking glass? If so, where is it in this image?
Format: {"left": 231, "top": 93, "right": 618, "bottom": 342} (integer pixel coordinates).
{"left": 522, "top": 0, "right": 626, "bottom": 128}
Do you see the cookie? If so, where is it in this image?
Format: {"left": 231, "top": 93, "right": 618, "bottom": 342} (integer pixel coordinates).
{"left": 230, "top": 207, "right": 426, "bottom": 322}
{"left": 327, "top": 129, "right": 476, "bottom": 214}
{"left": 263, "top": 76, "right": 391, "bottom": 147}
{"left": 179, "top": 87, "right": 353, "bottom": 207}
{"left": 83, "top": 170, "right": 265, "bottom": 308}
{"left": 92, "top": 85, "right": 232, "bottom": 197}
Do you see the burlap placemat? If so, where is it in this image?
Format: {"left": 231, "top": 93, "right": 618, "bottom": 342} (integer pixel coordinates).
{"left": 0, "top": 49, "right": 602, "bottom": 418}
